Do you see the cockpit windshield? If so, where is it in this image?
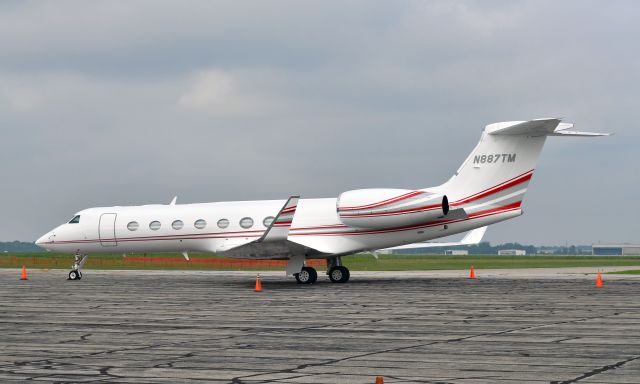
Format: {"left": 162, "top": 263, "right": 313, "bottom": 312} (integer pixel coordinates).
{"left": 68, "top": 215, "right": 80, "bottom": 224}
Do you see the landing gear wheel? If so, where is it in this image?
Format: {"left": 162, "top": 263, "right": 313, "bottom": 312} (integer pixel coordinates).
{"left": 68, "top": 270, "right": 80, "bottom": 280}
{"left": 329, "top": 266, "right": 350, "bottom": 283}
{"left": 295, "top": 266, "right": 318, "bottom": 284}
{"left": 69, "top": 253, "right": 88, "bottom": 281}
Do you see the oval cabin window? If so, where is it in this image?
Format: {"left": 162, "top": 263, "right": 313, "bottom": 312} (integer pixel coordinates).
{"left": 127, "top": 221, "right": 139, "bottom": 231}
{"left": 217, "top": 218, "right": 229, "bottom": 229}
{"left": 263, "top": 216, "right": 275, "bottom": 227}
{"left": 240, "top": 217, "right": 254, "bottom": 229}
{"left": 172, "top": 220, "right": 184, "bottom": 230}
{"left": 149, "top": 221, "right": 161, "bottom": 231}
{"left": 194, "top": 219, "right": 207, "bottom": 229}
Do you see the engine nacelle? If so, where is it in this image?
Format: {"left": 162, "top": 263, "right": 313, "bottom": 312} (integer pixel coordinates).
{"left": 337, "top": 188, "right": 449, "bottom": 229}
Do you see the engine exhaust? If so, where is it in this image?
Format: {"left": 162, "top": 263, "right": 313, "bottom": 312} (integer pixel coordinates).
{"left": 442, "top": 195, "right": 450, "bottom": 215}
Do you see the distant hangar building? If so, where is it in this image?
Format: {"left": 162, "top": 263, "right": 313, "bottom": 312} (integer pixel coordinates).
{"left": 592, "top": 244, "right": 640, "bottom": 256}
{"left": 498, "top": 249, "right": 527, "bottom": 255}
{"left": 445, "top": 250, "right": 469, "bottom": 255}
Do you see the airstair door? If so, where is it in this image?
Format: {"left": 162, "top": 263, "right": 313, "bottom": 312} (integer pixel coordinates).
{"left": 99, "top": 213, "right": 118, "bottom": 247}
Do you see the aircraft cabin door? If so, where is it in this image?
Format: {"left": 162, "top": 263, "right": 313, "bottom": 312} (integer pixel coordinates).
{"left": 99, "top": 213, "right": 118, "bottom": 247}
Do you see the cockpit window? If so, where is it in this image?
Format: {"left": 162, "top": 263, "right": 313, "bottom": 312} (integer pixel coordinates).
{"left": 68, "top": 215, "right": 80, "bottom": 224}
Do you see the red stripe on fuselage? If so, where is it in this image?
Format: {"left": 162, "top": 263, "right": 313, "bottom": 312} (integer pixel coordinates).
{"left": 338, "top": 190, "right": 424, "bottom": 211}
{"left": 451, "top": 170, "right": 533, "bottom": 206}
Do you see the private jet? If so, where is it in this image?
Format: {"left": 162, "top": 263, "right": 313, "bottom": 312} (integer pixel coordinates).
{"left": 36, "top": 118, "right": 607, "bottom": 283}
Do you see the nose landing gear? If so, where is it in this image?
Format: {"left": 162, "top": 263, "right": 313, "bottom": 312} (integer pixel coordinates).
{"left": 68, "top": 253, "right": 88, "bottom": 281}
{"left": 68, "top": 270, "right": 82, "bottom": 280}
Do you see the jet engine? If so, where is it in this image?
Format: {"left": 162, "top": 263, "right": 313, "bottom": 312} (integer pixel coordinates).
{"left": 337, "top": 188, "right": 449, "bottom": 229}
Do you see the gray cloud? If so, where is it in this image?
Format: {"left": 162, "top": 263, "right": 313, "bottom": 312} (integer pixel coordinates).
{"left": 1, "top": 0, "right": 638, "bottom": 245}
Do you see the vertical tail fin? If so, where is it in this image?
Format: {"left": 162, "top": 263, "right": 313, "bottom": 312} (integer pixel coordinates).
{"left": 432, "top": 118, "right": 607, "bottom": 215}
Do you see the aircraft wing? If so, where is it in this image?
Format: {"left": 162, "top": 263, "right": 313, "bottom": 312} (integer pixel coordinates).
{"left": 382, "top": 226, "right": 487, "bottom": 251}
{"left": 217, "top": 196, "right": 324, "bottom": 259}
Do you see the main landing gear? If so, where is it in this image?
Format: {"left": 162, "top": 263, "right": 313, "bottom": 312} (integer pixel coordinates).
{"left": 327, "top": 256, "right": 350, "bottom": 283}
{"left": 68, "top": 253, "right": 88, "bottom": 281}
{"left": 294, "top": 266, "right": 318, "bottom": 284}
{"left": 292, "top": 257, "right": 351, "bottom": 284}
{"left": 328, "top": 265, "right": 350, "bottom": 283}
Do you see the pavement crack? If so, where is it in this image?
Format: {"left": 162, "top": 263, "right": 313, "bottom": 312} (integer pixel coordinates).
{"left": 553, "top": 336, "right": 580, "bottom": 343}
{"left": 553, "top": 355, "right": 640, "bottom": 383}
{"left": 227, "top": 311, "right": 632, "bottom": 382}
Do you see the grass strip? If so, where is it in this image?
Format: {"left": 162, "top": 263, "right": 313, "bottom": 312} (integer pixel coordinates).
{"left": 608, "top": 270, "right": 640, "bottom": 275}
{"left": 2, "top": 253, "right": 640, "bottom": 271}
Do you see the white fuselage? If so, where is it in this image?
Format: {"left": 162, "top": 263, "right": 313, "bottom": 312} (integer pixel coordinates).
{"left": 35, "top": 196, "right": 518, "bottom": 258}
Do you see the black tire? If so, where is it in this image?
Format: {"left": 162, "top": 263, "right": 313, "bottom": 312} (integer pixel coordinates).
{"left": 68, "top": 270, "right": 79, "bottom": 280}
{"left": 341, "top": 267, "right": 350, "bottom": 283}
{"left": 329, "top": 266, "right": 350, "bottom": 283}
{"left": 305, "top": 267, "right": 317, "bottom": 284}
{"left": 295, "top": 267, "right": 317, "bottom": 284}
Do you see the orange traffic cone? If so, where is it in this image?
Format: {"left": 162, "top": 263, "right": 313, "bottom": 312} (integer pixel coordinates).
{"left": 255, "top": 274, "right": 262, "bottom": 292}
{"left": 469, "top": 265, "right": 476, "bottom": 279}
{"left": 375, "top": 376, "right": 384, "bottom": 384}
{"left": 20, "top": 265, "right": 27, "bottom": 281}
{"left": 596, "top": 271, "right": 603, "bottom": 288}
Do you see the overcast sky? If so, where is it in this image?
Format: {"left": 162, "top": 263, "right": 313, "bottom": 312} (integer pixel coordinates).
{"left": 1, "top": 0, "right": 638, "bottom": 245}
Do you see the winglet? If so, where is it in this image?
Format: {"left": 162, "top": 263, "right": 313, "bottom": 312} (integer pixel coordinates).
{"left": 258, "top": 196, "right": 300, "bottom": 242}
{"left": 169, "top": 196, "right": 177, "bottom": 205}
{"left": 460, "top": 226, "right": 487, "bottom": 245}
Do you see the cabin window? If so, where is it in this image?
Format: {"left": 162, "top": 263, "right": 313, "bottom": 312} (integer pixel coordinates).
{"left": 240, "top": 217, "right": 254, "bottom": 229}
{"left": 194, "top": 219, "right": 207, "bottom": 229}
{"left": 149, "top": 221, "right": 161, "bottom": 231}
{"left": 263, "top": 216, "right": 275, "bottom": 227}
{"left": 127, "top": 221, "right": 139, "bottom": 231}
{"left": 68, "top": 215, "right": 80, "bottom": 224}
{"left": 172, "top": 220, "right": 184, "bottom": 230}
{"left": 217, "top": 218, "right": 229, "bottom": 229}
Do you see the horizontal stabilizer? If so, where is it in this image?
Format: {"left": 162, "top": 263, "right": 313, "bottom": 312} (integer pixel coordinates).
{"left": 488, "top": 118, "right": 609, "bottom": 137}
{"left": 548, "top": 130, "right": 610, "bottom": 137}
{"left": 382, "top": 226, "right": 487, "bottom": 251}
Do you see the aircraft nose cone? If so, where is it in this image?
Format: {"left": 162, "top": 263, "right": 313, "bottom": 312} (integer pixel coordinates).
{"left": 35, "top": 232, "right": 53, "bottom": 248}
{"left": 35, "top": 235, "right": 46, "bottom": 246}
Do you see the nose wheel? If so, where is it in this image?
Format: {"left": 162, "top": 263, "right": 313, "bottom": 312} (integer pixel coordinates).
{"left": 68, "top": 253, "right": 88, "bottom": 281}
{"left": 68, "top": 270, "right": 82, "bottom": 280}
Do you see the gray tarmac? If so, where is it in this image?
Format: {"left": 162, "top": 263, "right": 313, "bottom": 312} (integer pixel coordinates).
{"left": 1, "top": 268, "right": 640, "bottom": 383}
